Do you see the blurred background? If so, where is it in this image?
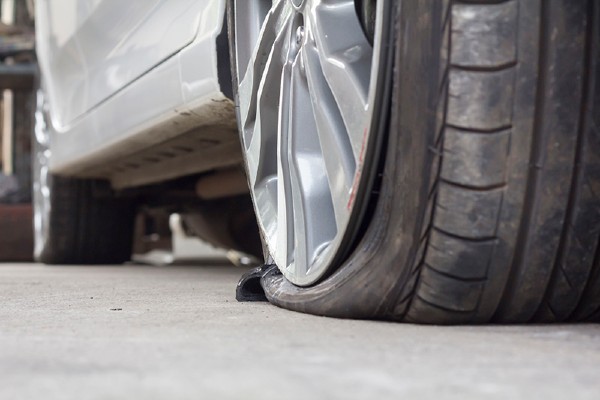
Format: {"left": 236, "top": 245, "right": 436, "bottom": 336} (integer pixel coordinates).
{"left": 0, "top": 0, "right": 35, "bottom": 261}
{"left": 0, "top": 0, "right": 245, "bottom": 267}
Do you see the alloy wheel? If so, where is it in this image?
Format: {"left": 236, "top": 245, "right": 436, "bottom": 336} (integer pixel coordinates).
{"left": 233, "top": 0, "right": 386, "bottom": 286}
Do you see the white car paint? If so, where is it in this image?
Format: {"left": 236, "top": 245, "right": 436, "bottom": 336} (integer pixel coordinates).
{"left": 35, "top": 0, "right": 231, "bottom": 176}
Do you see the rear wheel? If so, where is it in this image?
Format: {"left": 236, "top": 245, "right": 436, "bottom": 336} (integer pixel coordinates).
{"left": 33, "top": 90, "right": 135, "bottom": 264}
{"left": 232, "top": 0, "right": 600, "bottom": 323}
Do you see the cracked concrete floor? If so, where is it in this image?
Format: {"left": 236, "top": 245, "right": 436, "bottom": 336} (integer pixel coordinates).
{"left": 0, "top": 263, "right": 599, "bottom": 400}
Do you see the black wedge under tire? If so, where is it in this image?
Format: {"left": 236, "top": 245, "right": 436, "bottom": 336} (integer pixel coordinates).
{"left": 261, "top": 0, "right": 600, "bottom": 323}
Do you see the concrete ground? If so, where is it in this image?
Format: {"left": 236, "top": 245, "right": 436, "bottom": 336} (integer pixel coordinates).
{"left": 0, "top": 263, "right": 599, "bottom": 400}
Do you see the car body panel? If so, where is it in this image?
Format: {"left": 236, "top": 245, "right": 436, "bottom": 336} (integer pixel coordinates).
{"left": 35, "top": 0, "right": 234, "bottom": 182}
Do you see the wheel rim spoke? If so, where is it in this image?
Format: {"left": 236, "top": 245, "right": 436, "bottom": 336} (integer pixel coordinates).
{"left": 302, "top": 40, "right": 355, "bottom": 230}
{"left": 242, "top": 5, "right": 293, "bottom": 248}
{"left": 247, "top": 26, "right": 287, "bottom": 186}
{"left": 233, "top": 1, "right": 272, "bottom": 82}
{"left": 288, "top": 48, "right": 337, "bottom": 274}
{"left": 275, "top": 33, "right": 295, "bottom": 270}
{"left": 307, "top": 1, "right": 373, "bottom": 160}
{"left": 238, "top": 0, "right": 291, "bottom": 142}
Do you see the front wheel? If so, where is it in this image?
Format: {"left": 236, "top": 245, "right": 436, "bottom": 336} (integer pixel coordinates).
{"left": 232, "top": 0, "right": 600, "bottom": 323}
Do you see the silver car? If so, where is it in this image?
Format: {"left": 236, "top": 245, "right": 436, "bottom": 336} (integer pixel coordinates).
{"left": 33, "top": 0, "right": 600, "bottom": 323}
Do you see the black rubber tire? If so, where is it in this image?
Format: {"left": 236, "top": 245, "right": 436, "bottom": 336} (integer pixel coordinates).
{"left": 261, "top": 0, "right": 600, "bottom": 323}
{"left": 35, "top": 175, "right": 136, "bottom": 265}
{"left": 33, "top": 81, "right": 136, "bottom": 265}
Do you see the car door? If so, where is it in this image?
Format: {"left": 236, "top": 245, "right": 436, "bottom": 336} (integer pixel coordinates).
{"left": 36, "top": 0, "right": 213, "bottom": 128}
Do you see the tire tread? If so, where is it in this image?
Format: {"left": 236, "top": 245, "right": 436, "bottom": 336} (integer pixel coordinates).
{"left": 405, "top": 0, "right": 600, "bottom": 323}
{"left": 39, "top": 176, "right": 134, "bottom": 265}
